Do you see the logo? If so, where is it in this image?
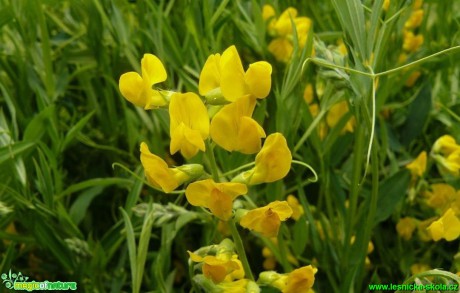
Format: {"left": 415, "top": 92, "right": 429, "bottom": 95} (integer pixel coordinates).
{"left": 1, "top": 270, "right": 77, "bottom": 291}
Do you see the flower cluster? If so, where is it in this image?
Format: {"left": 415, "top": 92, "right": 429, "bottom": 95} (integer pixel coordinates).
{"left": 262, "top": 5, "right": 312, "bottom": 62}
{"left": 119, "top": 45, "right": 316, "bottom": 291}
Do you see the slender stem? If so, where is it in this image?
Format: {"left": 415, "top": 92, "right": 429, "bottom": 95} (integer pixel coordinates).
{"left": 205, "top": 140, "right": 254, "bottom": 281}
{"left": 221, "top": 162, "right": 255, "bottom": 177}
{"left": 291, "top": 160, "right": 319, "bottom": 182}
{"left": 229, "top": 218, "right": 254, "bottom": 281}
{"left": 294, "top": 109, "right": 327, "bottom": 153}
{"left": 206, "top": 140, "right": 220, "bottom": 182}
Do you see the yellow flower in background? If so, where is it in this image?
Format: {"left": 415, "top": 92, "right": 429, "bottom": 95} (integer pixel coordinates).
{"left": 199, "top": 46, "right": 272, "bottom": 102}
{"left": 169, "top": 92, "right": 209, "bottom": 159}
{"left": 406, "top": 151, "right": 427, "bottom": 177}
{"left": 264, "top": 6, "right": 312, "bottom": 62}
{"left": 188, "top": 251, "right": 240, "bottom": 283}
{"left": 326, "top": 101, "right": 355, "bottom": 133}
{"left": 383, "top": 0, "right": 390, "bottom": 11}
{"left": 303, "top": 84, "right": 314, "bottom": 104}
{"left": 417, "top": 217, "right": 436, "bottom": 242}
{"left": 410, "top": 263, "right": 431, "bottom": 275}
{"left": 283, "top": 266, "right": 317, "bottom": 293}
{"left": 216, "top": 279, "right": 259, "bottom": 293}
{"left": 432, "top": 135, "right": 460, "bottom": 156}
{"left": 242, "top": 133, "right": 292, "bottom": 185}
{"left": 438, "top": 150, "right": 460, "bottom": 176}
{"left": 119, "top": 54, "right": 168, "bottom": 109}
{"left": 140, "top": 142, "right": 189, "bottom": 193}
{"left": 405, "top": 9, "right": 424, "bottom": 30}
{"left": 286, "top": 195, "right": 304, "bottom": 221}
{"left": 210, "top": 95, "right": 266, "bottom": 154}
{"left": 396, "top": 217, "right": 417, "bottom": 240}
{"left": 404, "top": 71, "right": 421, "bottom": 87}
{"left": 427, "top": 208, "right": 460, "bottom": 241}
{"left": 240, "top": 201, "right": 293, "bottom": 237}
{"left": 185, "top": 179, "right": 247, "bottom": 221}
{"left": 402, "top": 30, "right": 424, "bottom": 53}
{"left": 425, "top": 183, "right": 456, "bottom": 211}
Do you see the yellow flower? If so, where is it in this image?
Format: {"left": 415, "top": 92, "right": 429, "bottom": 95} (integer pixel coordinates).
{"left": 326, "top": 101, "right": 355, "bottom": 133}
{"left": 242, "top": 133, "right": 292, "bottom": 185}
{"left": 169, "top": 92, "right": 209, "bottom": 159}
{"left": 425, "top": 183, "right": 456, "bottom": 211}
{"left": 210, "top": 95, "right": 266, "bottom": 154}
{"left": 273, "top": 7, "right": 298, "bottom": 36}
{"left": 396, "top": 217, "right": 417, "bottom": 240}
{"left": 199, "top": 46, "right": 272, "bottom": 102}
{"left": 140, "top": 142, "right": 193, "bottom": 193}
{"left": 438, "top": 150, "right": 460, "bottom": 176}
{"left": 410, "top": 263, "right": 431, "bottom": 275}
{"left": 432, "top": 135, "right": 460, "bottom": 155}
{"left": 406, "top": 151, "right": 427, "bottom": 177}
{"left": 427, "top": 208, "right": 460, "bottom": 241}
{"left": 188, "top": 251, "right": 240, "bottom": 283}
{"left": 240, "top": 201, "right": 293, "bottom": 237}
{"left": 185, "top": 179, "right": 247, "bottom": 221}
{"left": 262, "top": 4, "right": 275, "bottom": 21}
{"left": 383, "top": 0, "right": 390, "bottom": 11}
{"left": 404, "top": 71, "right": 421, "bottom": 87}
{"left": 217, "top": 279, "right": 260, "bottom": 293}
{"left": 119, "top": 54, "right": 168, "bottom": 109}
{"left": 261, "top": 266, "right": 317, "bottom": 293}
{"left": 303, "top": 84, "right": 314, "bottom": 104}
{"left": 417, "top": 217, "right": 436, "bottom": 242}
{"left": 286, "top": 195, "right": 304, "bottom": 221}
{"left": 283, "top": 266, "right": 317, "bottom": 293}
{"left": 413, "top": 0, "right": 423, "bottom": 9}
{"left": 405, "top": 9, "right": 424, "bottom": 30}
{"left": 403, "top": 30, "right": 424, "bottom": 52}
{"left": 268, "top": 38, "right": 294, "bottom": 63}
{"left": 337, "top": 39, "right": 348, "bottom": 56}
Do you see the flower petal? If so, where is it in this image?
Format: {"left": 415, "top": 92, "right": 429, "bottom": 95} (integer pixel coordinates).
{"left": 119, "top": 72, "right": 146, "bottom": 107}
{"left": 199, "top": 53, "right": 221, "bottom": 96}
{"left": 141, "top": 53, "right": 167, "bottom": 85}
{"left": 245, "top": 61, "right": 272, "bottom": 99}
{"left": 220, "top": 46, "right": 247, "bottom": 102}
{"left": 185, "top": 179, "right": 214, "bottom": 207}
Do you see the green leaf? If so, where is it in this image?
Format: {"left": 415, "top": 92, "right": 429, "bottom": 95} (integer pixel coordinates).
{"left": 120, "top": 208, "right": 137, "bottom": 293}
{"left": 61, "top": 111, "right": 95, "bottom": 151}
{"left": 373, "top": 170, "right": 411, "bottom": 225}
{"left": 0, "top": 142, "right": 35, "bottom": 166}
{"left": 69, "top": 185, "right": 105, "bottom": 225}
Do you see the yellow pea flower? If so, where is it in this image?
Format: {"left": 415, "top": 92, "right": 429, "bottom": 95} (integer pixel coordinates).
{"left": 188, "top": 251, "right": 240, "bottom": 283}
{"left": 406, "top": 151, "right": 427, "bottom": 177}
{"left": 433, "top": 135, "right": 460, "bottom": 156}
{"left": 410, "top": 263, "right": 431, "bottom": 275}
{"left": 140, "top": 142, "right": 198, "bottom": 193}
{"left": 427, "top": 208, "right": 460, "bottom": 241}
{"left": 303, "top": 84, "right": 314, "bottom": 104}
{"left": 286, "top": 195, "right": 304, "bottom": 221}
{"left": 185, "top": 179, "right": 247, "bottom": 221}
{"left": 210, "top": 95, "right": 266, "bottom": 154}
{"left": 405, "top": 9, "right": 424, "bottom": 30}
{"left": 217, "top": 279, "right": 260, "bottom": 293}
{"left": 326, "top": 101, "right": 355, "bottom": 133}
{"left": 119, "top": 54, "right": 168, "bottom": 109}
{"left": 240, "top": 201, "right": 293, "bottom": 237}
{"left": 383, "top": 0, "right": 390, "bottom": 11}
{"left": 199, "top": 46, "right": 272, "bottom": 102}
{"left": 402, "top": 30, "right": 424, "bottom": 53}
{"left": 425, "top": 183, "right": 456, "bottom": 211}
{"left": 396, "top": 217, "right": 417, "bottom": 240}
{"left": 259, "top": 265, "right": 317, "bottom": 293}
{"left": 169, "top": 92, "right": 209, "bottom": 159}
{"left": 241, "top": 133, "right": 292, "bottom": 185}
{"left": 438, "top": 150, "right": 460, "bottom": 176}
{"left": 262, "top": 4, "right": 275, "bottom": 21}
{"left": 283, "top": 266, "right": 318, "bottom": 293}
{"left": 268, "top": 38, "right": 294, "bottom": 63}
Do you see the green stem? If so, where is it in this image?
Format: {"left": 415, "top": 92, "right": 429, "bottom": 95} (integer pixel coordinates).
{"left": 229, "top": 218, "right": 254, "bottom": 281}
{"left": 291, "top": 160, "right": 319, "bottom": 183}
{"left": 294, "top": 109, "right": 327, "bottom": 153}
{"left": 221, "top": 162, "right": 255, "bottom": 177}
{"left": 342, "top": 111, "right": 365, "bottom": 275}
{"left": 205, "top": 140, "right": 254, "bottom": 281}
{"left": 206, "top": 140, "right": 220, "bottom": 182}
